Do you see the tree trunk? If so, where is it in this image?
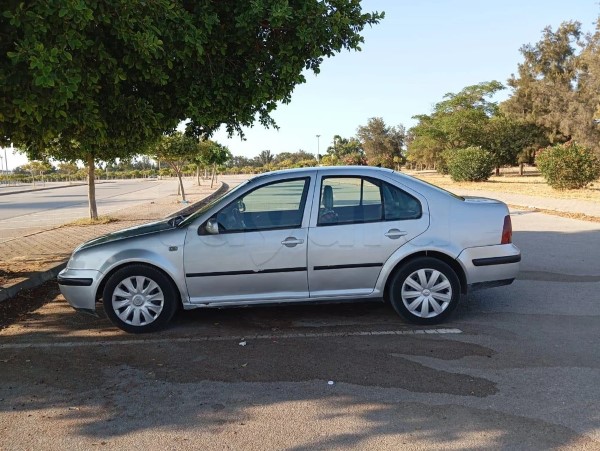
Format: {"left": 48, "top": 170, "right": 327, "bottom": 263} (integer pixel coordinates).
{"left": 519, "top": 163, "right": 524, "bottom": 176}
{"left": 177, "top": 171, "right": 186, "bottom": 202}
{"left": 495, "top": 166, "right": 500, "bottom": 177}
{"left": 204, "top": 168, "right": 208, "bottom": 180}
{"left": 210, "top": 164, "right": 216, "bottom": 188}
{"left": 196, "top": 166, "right": 201, "bottom": 185}
{"left": 87, "top": 153, "right": 98, "bottom": 220}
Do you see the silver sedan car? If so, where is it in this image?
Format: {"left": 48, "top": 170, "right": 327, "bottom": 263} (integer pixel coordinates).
{"left": 58, "top": 166, "right": 521, "bottom": 333}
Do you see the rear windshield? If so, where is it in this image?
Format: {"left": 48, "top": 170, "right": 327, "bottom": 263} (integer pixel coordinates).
{"left": 395, "top": 172, "right": 465, "bottom": 201}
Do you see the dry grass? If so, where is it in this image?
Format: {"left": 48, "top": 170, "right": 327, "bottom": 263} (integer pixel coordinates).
{"left": 63, "top": 215, "right": 119, "bottom": 226}
{"left": 406, "top": 167, "right": 600, "bottom": 203}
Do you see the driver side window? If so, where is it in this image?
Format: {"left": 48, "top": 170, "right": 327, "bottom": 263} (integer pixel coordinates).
{"left": 215, "top": 178, "right": 309, "bottom": 233}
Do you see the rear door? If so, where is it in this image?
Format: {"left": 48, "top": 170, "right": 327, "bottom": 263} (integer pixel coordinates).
{"left": 307, "top": 174, "right": 429, "bottom": 297}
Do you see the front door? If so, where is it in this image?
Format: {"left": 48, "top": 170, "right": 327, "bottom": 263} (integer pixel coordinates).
{"left": 184, "top": 177, "right": 313, "bottom": 304}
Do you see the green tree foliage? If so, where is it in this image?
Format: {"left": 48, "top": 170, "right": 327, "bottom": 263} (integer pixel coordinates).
{"left": 325, "top": 135, "right": 364, "bottom": 161}
{"left": 446, "top": 147, "right": 495, "bottom": 182}
{"left": 503, "top": 21, "right": 600, "bottom": 155}
{"left": 1, "top": 1, "right": 383, "bottom": 217}
{"left": 484, "top": 116, "right": 549, "bottom": 175}
{"left": 58, "top": 161, "right": 79, "bottom": 182}
{"left": 255, "top": 150, "right": 275, "bottom": 167}
{"left": 199, "top": 140, "right": 232, "bottom": 188}
{"left": 356, "top": 118, "right": 405, "bottom": 168}
{"left": 153, "top": 133, "right": 198, "bottom": 202}
{"left": 21, "top": 160, "right": 54, "bottom": 185}
{"left": 536, "top": 142, "right": 600, "bottom": 190}
{"left": 408, "top": 81, "right": 546, "bottom": 172}
{"left": 407, "top": 81, "right": 504, "bottom": 169}
{"left": 319, "top": 135, "right": 365, "bottom": 166}
{"left": 273, "top": 150, "right": 315, "bottom": 165}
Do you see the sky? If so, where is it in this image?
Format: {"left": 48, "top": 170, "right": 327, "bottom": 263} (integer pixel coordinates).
{"left": 2, "top": 0, "right": 599, "bottom": 169}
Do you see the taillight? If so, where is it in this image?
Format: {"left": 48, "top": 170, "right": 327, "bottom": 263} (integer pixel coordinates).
{"left": 501, "top": 215, "right": 512, "bottom": 244}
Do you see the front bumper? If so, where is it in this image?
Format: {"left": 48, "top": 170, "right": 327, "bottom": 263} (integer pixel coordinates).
{"left": 457, "top": 243, "right": 521, "bottom": 288}
{"left": 57, "top": 268, "right": 103, "bottom": 313}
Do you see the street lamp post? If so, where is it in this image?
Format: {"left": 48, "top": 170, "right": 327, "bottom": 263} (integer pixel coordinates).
{"left": 6, "top": 143, "right": 11, "bottom": 185}
{"left": 316, "top": 134, "right": 321, "bottom": 165}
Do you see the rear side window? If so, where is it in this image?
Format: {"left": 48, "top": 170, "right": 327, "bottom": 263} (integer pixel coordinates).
{"left": 318, "top": 176, "right": 421, "bottom": 226}
{"left": 381, "top": 182, "right": 422, "bottom": 220}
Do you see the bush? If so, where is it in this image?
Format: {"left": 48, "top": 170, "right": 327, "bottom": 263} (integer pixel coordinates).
{"left": 447, "top": 147, "right": 494, "bottom": 182}
{"left": 536, "top": 142, "right": 600, "bottom": 190}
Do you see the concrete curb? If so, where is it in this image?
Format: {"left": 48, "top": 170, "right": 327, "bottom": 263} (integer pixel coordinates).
{"left": 0, "top": 263, "right": 67, "bottom": 302}
{"left": 0, "top": 181, "right": 229, "bottom": 303}
{"left": 0, "top": 181, "right": 120, "bottom": 196}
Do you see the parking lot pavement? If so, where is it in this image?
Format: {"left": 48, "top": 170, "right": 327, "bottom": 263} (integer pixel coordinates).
{"left": 0, "top": 210, "right": 599, "bottom": 449}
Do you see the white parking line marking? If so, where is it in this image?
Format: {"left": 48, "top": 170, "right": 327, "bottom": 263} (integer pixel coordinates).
{"left": 0, "top": 328, "right": 462, "bottom": 350}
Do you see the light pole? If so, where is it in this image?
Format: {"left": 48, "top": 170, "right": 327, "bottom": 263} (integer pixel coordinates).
{"left": 316, "top": 134, "right": 321, "bottom": 165}
{"left": 5, "top": 143, "right": 10, "bottom": 185}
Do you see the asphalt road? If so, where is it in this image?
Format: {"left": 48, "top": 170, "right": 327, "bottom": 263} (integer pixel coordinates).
{"left": 0, "top": 179, "right": 179, "bottom": 241}
{"left": 0, "top": 210, "right": 598, "bottom": 449}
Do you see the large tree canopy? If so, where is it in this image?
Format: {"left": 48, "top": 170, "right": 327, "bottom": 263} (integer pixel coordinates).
{"left": 502, "top": 20, "right": 600, "bottom": 154}
{"left": 356, "top": 117, "right": 405, "bottom": 168}
{"left": 407, "top": 81, "right": 545, "bottom": 172}
{"left": 1, "top": 1, "right": 383, "bottom": 217}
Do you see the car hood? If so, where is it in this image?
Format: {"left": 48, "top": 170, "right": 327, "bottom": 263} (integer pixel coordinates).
{"left": 77, "top": 219, "right": 175, "bottom": 251}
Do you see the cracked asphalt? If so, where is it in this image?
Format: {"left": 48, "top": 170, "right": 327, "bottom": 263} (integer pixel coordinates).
{"left": 0, "top": 210, "right": 598, "bottom": 450}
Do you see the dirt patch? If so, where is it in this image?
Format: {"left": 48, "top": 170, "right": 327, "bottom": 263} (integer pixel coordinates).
{"left": 409, "top": 170, "right": 600, "bottom": 203}
{"left": 63, "top": 215, "right": 119, "bottom": 227}
{"left": 0, "top": 280, "right": 60, "bottom": 330}
{"left": 507, "top": 204, "right": 600, "bottom": 223}
{"left": 0, "top": 256, "right": 68, "bottom": 286}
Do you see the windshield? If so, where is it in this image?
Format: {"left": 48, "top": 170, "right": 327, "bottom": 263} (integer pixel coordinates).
{"left": 178, "top": 180, "right": 250, "bottom": 227}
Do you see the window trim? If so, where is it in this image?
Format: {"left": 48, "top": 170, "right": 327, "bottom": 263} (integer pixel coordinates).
{"left": 317, "top": 175, "right": 422, "bottom": 227}
{"left": 205, "top": 177, "right": 311, "bottom": 234}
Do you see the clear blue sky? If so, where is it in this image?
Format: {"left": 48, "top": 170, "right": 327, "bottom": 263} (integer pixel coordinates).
{"left": 4, "top": 0, "right": 599, "bottom": 168}
{"left": 213, "top": 0, "right": 600, "bottom": 159}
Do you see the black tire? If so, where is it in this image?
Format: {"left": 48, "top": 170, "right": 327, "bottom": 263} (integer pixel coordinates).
{"left": 102, "top": 264, "right": 179, "bottom": 333}
{"left": 388, "top": 257, "right": 461, "bottom": 325}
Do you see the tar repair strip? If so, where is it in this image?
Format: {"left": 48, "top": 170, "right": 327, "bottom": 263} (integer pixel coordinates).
{"left": 0, "top": 328, "right": 462, "bottom": 350}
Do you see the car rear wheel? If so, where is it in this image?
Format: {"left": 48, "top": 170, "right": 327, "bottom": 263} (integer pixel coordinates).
{"left": 388, "top": 257, "right": 460, "bottom": 325}
{"left": 103, "top": 265, "right": 178, "bottom": 333}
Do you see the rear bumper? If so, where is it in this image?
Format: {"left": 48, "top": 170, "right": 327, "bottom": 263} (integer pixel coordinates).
{"left": 57, "top": 268, "right": 102, "bottom": 312}
{"left": 457, "top": 244, "right": 521, "bottom": 288}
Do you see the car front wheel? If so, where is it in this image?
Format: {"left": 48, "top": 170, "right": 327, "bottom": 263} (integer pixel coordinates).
{"left": 103, "top": 265, "right": 178, "bottom": 333}
{"left": 388, "top": 257, "right": 460, "bottom": 325}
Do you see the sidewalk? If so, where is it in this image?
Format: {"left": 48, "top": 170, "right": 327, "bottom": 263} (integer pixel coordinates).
{"left": 0, "top": 178, "right": 231, "bottom": 302}
{"left": 454, "top": 189, "right": 600, "bottom": 219}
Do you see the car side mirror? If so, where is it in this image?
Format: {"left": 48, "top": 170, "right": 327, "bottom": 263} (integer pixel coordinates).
{"left": 204, "top": 218, "right": 220, "bottom": 235}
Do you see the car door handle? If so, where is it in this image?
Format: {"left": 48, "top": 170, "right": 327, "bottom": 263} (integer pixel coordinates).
{"left": 281, "top": 237, "right": 305, "bottom": 247}
{"left": 385, "top": 229, "right": 407, "bottom": 239}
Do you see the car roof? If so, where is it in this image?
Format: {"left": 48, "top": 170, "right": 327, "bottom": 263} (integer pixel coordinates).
{"left": 248, "top": 166, "right": 462, "bottom": 202}
{"left": 251, "top": 165, "right": 395, "bottom": 180}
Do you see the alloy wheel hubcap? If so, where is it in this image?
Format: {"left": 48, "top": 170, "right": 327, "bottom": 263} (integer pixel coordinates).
{"left": 401, "top": 269, "right": 452, "bottom": 318}
{"left": 111, "top": 276, "right": 164, "bottom": 326}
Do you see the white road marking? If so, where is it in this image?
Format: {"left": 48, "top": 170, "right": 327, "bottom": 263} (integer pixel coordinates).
{"left": 0, "top": 328, "right": 462, "bottom": 350}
